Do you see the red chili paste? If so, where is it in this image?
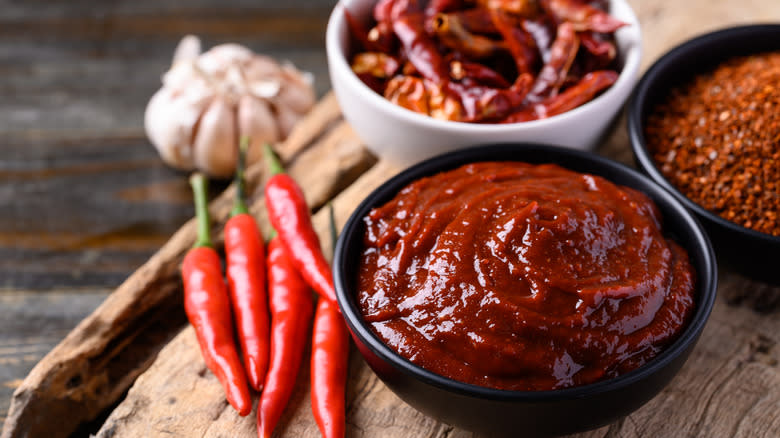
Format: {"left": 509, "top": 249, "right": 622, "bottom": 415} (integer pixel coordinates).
{"left": 357, "top": 162, "right": 695, "bottom": 391}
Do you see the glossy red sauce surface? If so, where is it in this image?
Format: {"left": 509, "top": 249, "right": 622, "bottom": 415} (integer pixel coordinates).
{"left": 357, "top": 162, "right": 695, "bottom": 391}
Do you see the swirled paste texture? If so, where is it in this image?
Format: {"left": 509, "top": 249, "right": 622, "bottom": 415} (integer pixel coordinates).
{"left": 358, "top": 162, "right": 695, "bottom": 391}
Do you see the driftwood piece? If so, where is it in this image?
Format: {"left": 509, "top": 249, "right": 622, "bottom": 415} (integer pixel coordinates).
{"left": 1, "top": 93, "right": 377, "bottom": 438}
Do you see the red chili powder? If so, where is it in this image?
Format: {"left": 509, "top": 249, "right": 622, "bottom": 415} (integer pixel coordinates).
{"left": 645, "top": 52, "right": 780, "bottom": 236}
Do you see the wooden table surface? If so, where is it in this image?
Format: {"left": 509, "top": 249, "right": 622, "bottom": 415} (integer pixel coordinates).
{"left": 1, "top": 0, "right": 778, "bottom": 436}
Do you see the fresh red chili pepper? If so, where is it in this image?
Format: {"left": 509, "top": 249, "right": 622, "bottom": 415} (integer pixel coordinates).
{"left": 311, "top": 205, "right": 350, "bottom": 438}
{"left": 182, "top": 173, "right": 251, "bottom": 416}
{"left": 257, "top": 233, "right": 314, "bottom": 438}
{"left": 311, "top": 298, "right": 350, "bottom": 438}
{"left": 224, "top": 138, "right": 270, "bottom": 392}
{"left": 263, "top": 144, "right": 338, "bottom": 305}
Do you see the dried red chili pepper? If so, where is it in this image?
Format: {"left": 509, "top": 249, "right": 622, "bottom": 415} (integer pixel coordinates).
{"left": 439, "top": 8, "right": 498, "bottom": 35}
{"left": 351, "top": 52, "right": 401, "bottom": 79}
{"left": 425, "top": 0, "right": 465, "bottom": 18}
{"left": 448, "top": 73, "right": 532, "bottom": 121}
{"left": 311, "top": 206, "right": 350, "bottom": 438}
{"left": 541, "top": 0, "right": 626, "bottom": 33}
{"left": 348, "top": 0, "right": 623, "bottom": 123}
{"left": 352, "top": 52, "right": 402, "bottom": 94}
{"left": 578, "top": 30, "right": 617, "bottom": 71}
{"left": 384, "top": 75, "right": 433, "bottom": 115}
{"left": 580, "top": 31, "right": 616, "bottom": 59}
{"left": 263, "top": 144, "right": 338, "bottom": 305}
{"left": 224, "top": 138, "right": 270, "bottom": 392}
{"left": 257, "top": 232, "right": 315, "bottom": 438}
{"left": 480, "top": 0, "right": 540, "bottom": 17}
{"left": 433, "top": 12, "right": 505, "bottom": 59}
{"left": 182, "top": 173, "right": 251, "bottom": 416}
{"left": 502, "top": 69, "right": 617, "bottom": 122}
{"left": 530, "top": 21, "right": 579, "bottom": 98}
{"left": 345, "top": 9, "right": 385, "bottom": 53}
{"left": 393, "top": 13, "right": 449, "bottom": 83}
{"left": 540, "top": 69, "right": 617, "bottom": 115}
{"left": 450, "top": 59, "right": 511, "bottom": 88}
{"left": 490, "top": 10, "right": 539, "bottom": 76}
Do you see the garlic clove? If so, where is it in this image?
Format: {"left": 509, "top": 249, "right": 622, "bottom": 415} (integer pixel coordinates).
{"left": 172, "top": 35, "right": 202, "bottom": 65}
{"left": 250, "top": 81, "right": 281, "bottom": 99}
{"left": 237, "top": 95, "right": 279, "bottom": 167}
{"left": 274, "top": 65, "right": 316, "bottom": 114}
{"left": 192, "top": 97, "right": 237, "bottom": 178}
{"left": 244, "top": 55, "right": 284, "bottom": 83}
{"left": 273, "top": 102, "right": 302, "bottom": 140}
{"left": 198, "top": 44, "right": 254, "bottom": 80}
{"left": 145, "top": 85, "right": 211, "bottom": 171}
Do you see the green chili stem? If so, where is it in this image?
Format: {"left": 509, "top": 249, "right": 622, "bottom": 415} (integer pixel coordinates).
{"left": 231, "top": 136, "right": 250, "bottom": 217}
{"left": 328, "top": 203, "right": 337, "bottom": 258}
{"left": 190, "top": 172, "right": 212, "bottom": 248}
{"left": 263, "top": 143, "right": 285, "bottom": 176}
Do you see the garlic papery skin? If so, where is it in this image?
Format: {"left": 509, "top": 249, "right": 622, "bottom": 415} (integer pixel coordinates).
{"left": 144, "top": 35, "right": 316, "bottom": 178}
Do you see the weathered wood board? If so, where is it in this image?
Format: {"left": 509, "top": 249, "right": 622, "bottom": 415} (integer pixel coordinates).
{"left": 2, "top": 1, "right": 780, "bottom": 437}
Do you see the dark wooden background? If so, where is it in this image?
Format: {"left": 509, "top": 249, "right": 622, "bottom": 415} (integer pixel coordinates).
{"left": 0, "top": 0, "right": 333, "bottom": 424}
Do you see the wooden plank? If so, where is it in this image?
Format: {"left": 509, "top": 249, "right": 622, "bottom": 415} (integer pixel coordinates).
{"left": 0, "top": 290, "right": 112, "bottom": 427}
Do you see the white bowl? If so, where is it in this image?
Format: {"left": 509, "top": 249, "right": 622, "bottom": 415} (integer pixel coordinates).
{"left": 326, "top": 0, "right": 642, "bottom": 166}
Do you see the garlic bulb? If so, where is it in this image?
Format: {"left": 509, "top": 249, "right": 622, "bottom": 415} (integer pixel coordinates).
{"left": 145, "top": 35, "right": 316, "bottom": 178}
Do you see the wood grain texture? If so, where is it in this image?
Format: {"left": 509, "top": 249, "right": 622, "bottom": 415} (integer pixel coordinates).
{"left": 2, "top": 0, "right": 780, "bottom": 437}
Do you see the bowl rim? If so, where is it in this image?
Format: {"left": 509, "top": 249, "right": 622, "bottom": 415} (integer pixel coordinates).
{"left": 627, "top": 23, "right": 780, "bottom": 245}
{"left": 326, "top": 0, "right": 642, "bottom": 132}
{"left": 333, "top": 143, "right": 718, "bottom": 402}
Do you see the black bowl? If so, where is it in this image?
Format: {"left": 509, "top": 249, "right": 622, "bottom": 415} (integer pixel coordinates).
{"left": 627, "top": 24, "right": 780, "bottom": 284}
{"left": 333, "top": 144, "right": 717, "bottom": 437}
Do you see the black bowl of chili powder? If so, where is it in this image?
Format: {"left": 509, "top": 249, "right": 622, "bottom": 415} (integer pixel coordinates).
{"left": 628, "top": 24, "right": 780, "bottom": 284}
